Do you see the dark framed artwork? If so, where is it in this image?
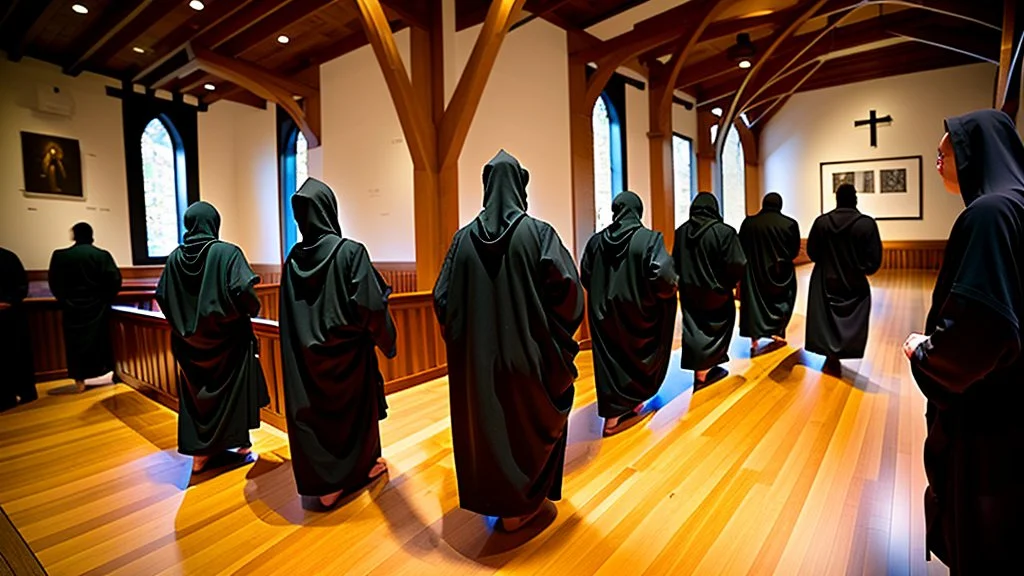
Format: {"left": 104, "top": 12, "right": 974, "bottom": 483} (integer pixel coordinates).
{"left": 20, "top": 131, "right": 84, "bottom": 198}
{"left": 819, "top": 155, "right": 923, "bottom": 220}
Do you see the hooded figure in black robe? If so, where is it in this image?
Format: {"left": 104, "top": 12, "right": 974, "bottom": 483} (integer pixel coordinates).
{"left": 48, "top": 223, "right": 122, "bottom": 388}
{"left": 905, "top": 110, "right": 1024, "bottom": 574}
{"left": 433, "top": 150, "right": 583, "bottom": 531}
{"left": 580, "top": 191, "right": 677, "bottom": 435}
{"left": 280, "top": 178, "right": 397, "bottom": 508}
{"left": 155, "top": 202, "right": 270, "bottom": 472}
{"left": 805, "top": 184, "right": 882, "bottom": 369}
{"left": 739, "top": 193, "right": 801, "bottom": 351}
{"left": 0, "top": 247, "right": 36, "bottom": 411}
{"left": 672, "top": 193, "right": 746, "bottom": 386}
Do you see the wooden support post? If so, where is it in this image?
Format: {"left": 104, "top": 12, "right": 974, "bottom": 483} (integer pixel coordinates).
{"left": 996, "top": 0, "right": 1023, "bottom": 117}
{"left": 647, "top": 69, "right": 675, "bottom": 250}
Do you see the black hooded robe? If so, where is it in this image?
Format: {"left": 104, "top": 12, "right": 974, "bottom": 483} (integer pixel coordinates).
{"left": 434, "top": 150, "right": 584, "bottom": 518}
{"left": 672, "top": 193, "right": 747, "bottom": 372}
{"left": 0, "top": 248, "right": 36, "bottom": 410}
{"left": 581, "top": 191, "right": 677, "bottom": 419}
{"left": 155, "top": 202, "right": 270, "bottom": 456}
{"left": 739, "top": 193, "right": 801, "bottom": 340}
{"left": 805, "top": 196, "right": 882, "bottom": 359}
{"left": 47, "top": 234, "right": 122, "bottom": 381}
{"left": 909, "top": 110, "right": 1024, "bottom": 574}
{"left": 280, "top": 178, "right": 397, "bottom": 497}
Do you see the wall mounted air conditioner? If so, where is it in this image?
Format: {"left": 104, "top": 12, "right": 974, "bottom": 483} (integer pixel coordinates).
{"left": 35, "top": 84, "right": 75, "bottom": 116}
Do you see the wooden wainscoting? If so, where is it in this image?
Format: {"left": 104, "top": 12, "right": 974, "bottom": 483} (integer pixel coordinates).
{"left": 254, "top": 284, "right": 280, "bottom": 321}
{"left": 794, "top": 239, "right": 945, "bottom": 270}
{"left": 251, "top": 262, "right": 418, "bottom": 293}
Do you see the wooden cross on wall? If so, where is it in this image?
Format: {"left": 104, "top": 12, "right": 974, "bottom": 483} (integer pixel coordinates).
{"left": 854, "top": 110, "right": 893, "bottom": 147}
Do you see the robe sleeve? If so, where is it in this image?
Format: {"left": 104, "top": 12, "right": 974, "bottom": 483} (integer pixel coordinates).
{"left": 646, "top": 232, "right": 677, "bottom": 300}
{"left": 226, "top": 248, "right": 260, "bottom": 318}
{"left": 720, "top": 228, "right": 747, "bottom": 288}
{"left": 806, "top": 219, "right": 822, "bottom": 263}
{"left": 786, "top": 220, "right": 802, "bottom": 261}
{"left": 0, "top": 251, "right": 28, "bottom": 304}
{"left": 47, "top": 252, "right": 64, "bottom": 301}
{"left": 350, "top": 246, "right": 397, "bottom": 359}
{"left": 432, "top": 233, "right": 460, "bottom": 334}
{"left": 538, "top": 223, "right": 584, "bottom": 342}
{"left": 579, "top": 235, "right": 596, "bottom": 292}
{"left": 104, "top": 252, "right": 122, "bottom": 300}
{"left": 911, "top": 294, "right": 1021, "bottom": 407}
{"left": 857, "top": 218, "right": 883, "bottom": 276}
{"left": 672, "top": 227, "right": 683, "bottom": 279}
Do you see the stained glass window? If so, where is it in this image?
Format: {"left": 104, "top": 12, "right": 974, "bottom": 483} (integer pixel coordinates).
{"left": 721, "top": 125, "right": 746, "bottom": 230}
{"left": 673, "top": 134, "right": 694, "bottom": 228}
{"left": 593, "top": 96, "right": 614, "bottom": 231}
{"left": 140, "top": 117, "right": 182, "bottom": 258}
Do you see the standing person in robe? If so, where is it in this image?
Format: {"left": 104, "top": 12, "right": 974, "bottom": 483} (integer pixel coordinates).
{"left": 0, "top": 247, "right": 36, "bottom": 411}
{"left": 672, "top": 193, "right": 746, "bottom": 388}
{"left": 805, "top": 184, "right": 882, "bottom": 373}
{"left": 581, "top": 191, "right": 677, "bottom": 436}
{"left": 280, "top": 178, "right": 397, "bottom": 509}
{"left": 155, "top": 202, "right": 270, "bottom": 474}
{"left": 903, "top": 110, "right": 1024, "bottom": 574}
{"left": 434, "top": 150, "right": 583, "bottom": 532}
{"left": 48, "top": 223, "right": 122, "bottom": 392}
{"left": 738, "top": 192, "right": 801, "bottom": 355}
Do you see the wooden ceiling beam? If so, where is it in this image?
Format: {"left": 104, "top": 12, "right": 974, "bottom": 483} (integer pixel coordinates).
{"left": 195, "top": 0, "right": 290, "bottom": 50}
{"left": 76, "top": 0, "right": 182, "bottom": 73}
{"left": 638, "top": 9, "right": 792, "bottom": 64}
{"left": 380, "top": 0, "right": 431, "bottom": 29}
{"left": 891, "top": 26, "right": 1001, "bottom": 65}
{"left": 653, "top": 0, "right": 727, "bottom": 123}
{"left": 217, "top": 0, "right": 334, "bottom": 58}
{"left": 289, "top": 26, "right": 372, "bottom": 76}
{"left": 64, "top": 0, "right": 154, "bottom": 77}
{"left": 2, "top": 0, "right": 60, "bottom": 62}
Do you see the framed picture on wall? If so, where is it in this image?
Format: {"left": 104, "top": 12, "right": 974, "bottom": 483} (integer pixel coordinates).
{"left": 20, "top": 131, "right": 84, "bottom": 199}
{"left": 819, "top": 156, "right": 922, "bottom": 220}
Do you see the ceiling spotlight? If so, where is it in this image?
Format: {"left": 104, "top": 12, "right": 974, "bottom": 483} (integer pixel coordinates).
{"left": 189, "top": 0, "right": 205, "bottom": 10}
{"left": 738, "top": 58, "right": 752, "bottom": 69}
{"left": 728, "top": 33, "right": 756, "bottom": 68}
{"left": 72, "top": 4, "right": 89, "bottom": 14}
{"left": 204, "top": 83, "right": 215, "bottom": 91}
{"left": 711, "top": 107, "right": 723, "bottom": 117}
{"left": 277, "top": 35, "right": 290, "bottom": 44}
{"left": 132, "top": 46, "right": 146, "bottom": 54}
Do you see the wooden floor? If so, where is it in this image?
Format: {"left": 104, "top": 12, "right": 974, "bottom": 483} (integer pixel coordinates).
{"left": 0, "top": 269, "right": 951, "bottom": 575}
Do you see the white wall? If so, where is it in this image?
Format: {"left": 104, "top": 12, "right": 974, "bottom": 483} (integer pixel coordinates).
{"left": 625, "top": 84, "right": 651, "bottom": 226}
{"left": 456, "top": 19, "right": 575, "bottom": 251}
{"left": 761, "top": 63, "right": 997, "bottom": 240}
{"left": 0, "top": 57, "right": 130, "bottom": 269}
{"left": 197, "top": 102, "right": 240, "bottom": 247}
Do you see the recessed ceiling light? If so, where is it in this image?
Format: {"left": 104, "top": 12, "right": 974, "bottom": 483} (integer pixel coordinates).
{"left": 711, "top": 107, "right": 723, "bottom": 117}
{"left": 204, "top": 83, "right": 215, "bottom": 91}
{"left": 132, "top": 46, "right": 145, "bottom": 54}
{"left": 189, "top": 1, "right": 205, "bottom": 10}
{"left": 738, "top": 59, "right": 752, "bottom": 69}
{"left": 72, "top": 4, "right": 88, "bottom": 14}
{"left": 277, "top": 35, "right": 290, "bottom": 44}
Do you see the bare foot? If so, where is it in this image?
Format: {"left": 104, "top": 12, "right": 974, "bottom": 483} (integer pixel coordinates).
{"left": 500, "top": 505, "right": 544, "bottom": 532}
{"left": 192, "top": 455, "right": 211, "bottom": 473}
{"left": 319, "top": 490, "right": 344, "bottom": 508}
{"left": 750, "top": 339, "right": 758, "bottom": 355}
{"left": 319, "top": 459, "right": 387, "bottom": 509}
{"left": 771, "top": 335, "right": 786, "bottom": 344}
{"left": 695, "top": 369, "right": 710, "bottom": 384}
{"left": 74, "top": 380, "right": 86, "bottom": 393}
{"left": 236, "top": 447, "right": 252, "bottom": 455}
{"left": 369, "top": 458, "right": 387, "bottom": 479}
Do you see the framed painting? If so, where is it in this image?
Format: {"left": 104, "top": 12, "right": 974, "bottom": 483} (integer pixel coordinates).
{"left": 820, "top": 156, "right": 922, "bottom": 220}
{"left": 20, "top": 131, "right": 84, "bottom": 199}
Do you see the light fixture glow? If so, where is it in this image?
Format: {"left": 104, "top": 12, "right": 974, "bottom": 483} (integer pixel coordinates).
{"left": 711, "top": 107, "right": 723, "bottom": 117}
{"left": 189, "top": 0, "right": 205, "bottom": 10}
{"left": 204, "top": 83, "right": 215, "bottom": 91}
{"left": 72, "top": 4, "right": 89, "bottom": 14}
{"left": 277, "top": 35, "right": 290, "bottom": 44}
{"left": 132, "top": 46, "right": 145, "bottom": 54}
{"left": 738, "top": 59, "right": 752, "bottom": 69}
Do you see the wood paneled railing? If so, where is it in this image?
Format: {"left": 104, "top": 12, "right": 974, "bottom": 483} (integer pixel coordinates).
{"left": 795, "top": 239, "right": 946, "bottom": 270}
{"left": 110, "top": 290, "right": 446, "bottom": 432}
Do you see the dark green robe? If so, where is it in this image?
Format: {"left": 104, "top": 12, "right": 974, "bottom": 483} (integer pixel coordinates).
{"left": 156, "top": 202, "right": 270, "bottom": 456}
{"left": 48, "top": 242, "right": 122, "bottom": 380}
{"left": 280, "top": 179, "right": 397, "bottom": 497}
{"left": 581, "top": 192, "right": 677, "bottom": 419}
{"left": 434, "top": 150, "right": 583, "bottom": 518}
{"left": 738, "top": 194, "right": 801, "bottom": 340}
{"left": 0, "top": 247, "right": 36, "bottom": 410}
{"left": 672, "top": 193, "right": 746, "bottom": 372}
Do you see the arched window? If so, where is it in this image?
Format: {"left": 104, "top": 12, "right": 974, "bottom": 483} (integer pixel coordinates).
{"left": 672, "top": 133, "right": 694, "bottom": 228}
{"left": 721, "top": 125, "right": 746, "bottom": 230}
{"left": 278, "top": 109, "right": 310, "bottom": 257}
{"left": 593, "top": 93, "right": 624, "bottom": 231}
{"left": 140, "top": 116, "right": 186, "bottom": 258}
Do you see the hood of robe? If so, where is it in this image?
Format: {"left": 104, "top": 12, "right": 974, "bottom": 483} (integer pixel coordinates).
{"left": 761, "top": 192, "right": 783, "bottom": 213}
{"left": 177, "top": 202, "right": 221, "bottom": 279}
{"left": 601, "top": 191, "right": 644, "bottom": 260}
{"left": 686, "top": 193, "right": 722, "bottom": 244}
{"left": 72, "top": 222, "right": 94, "bottom": 245}
{"left": 475, "top": 150, "right": 529, "bottom": 249}
{"left": 288, "top": 178, "right": 346, "bottom": 286}
{"left": 945, "top": 109, "right": 1024, "bottom": 208}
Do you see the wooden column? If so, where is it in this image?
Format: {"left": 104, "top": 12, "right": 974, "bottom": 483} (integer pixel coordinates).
{"left": 647, "top": 69, "right": 674, "bottom": 249}
{"left": 996, "top": 0, "right": 1023, "bottom": 118}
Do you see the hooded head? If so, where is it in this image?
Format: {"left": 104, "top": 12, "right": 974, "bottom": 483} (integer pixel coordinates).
{"left": 836, "top": 183, "right": 858, "bottom": 209}
{"left": 686, "top": 192, "right": 722, "bottom": 244}
{"left": 942, "top": 109, "right": 1024, "bottom": 207}
{"left": 601, "top": 191, "right": 644, "bottom": 259}
{"left": 72, "top": 222, "right": 93, "bottom": 244}
{"left": 183, "top": 201, "right": 220, "bottom": 244}
{"left": 478, "top": 150, "right": 528, "bottom": 242}
{"left": 292, "top": 178, "right": 343, "bottom": 242}
{"left": 762, "top": 192, "right": 783, "bottom": 212}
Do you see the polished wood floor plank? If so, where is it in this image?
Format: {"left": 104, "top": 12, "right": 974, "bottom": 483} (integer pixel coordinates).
{"left": 0, "top": 270, "right": 949, "bottom": 575}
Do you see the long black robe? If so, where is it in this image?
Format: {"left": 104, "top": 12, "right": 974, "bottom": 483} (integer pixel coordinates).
{"left": 739, "top": 193, "right": 801, "bottom": 340}
{"left": 581, "top": 191, "right": 677, "bottom": 419}
{"left": 909, "top": 110, "right": 1024, "bottom": 574}
{"left": 0, "top": 248, "right": 36, "bottom": 410}
{"left": 48, "top": 240, "right": 122, "bottom": 380}
{"left": 672, "top": 193, "right": 746, "bottom": 372}
{"left": 280, "top": 178, "right": 397, "bottom": 497}
{"left": 805, "top": 204, "right": 882, "bottom": 359}
{"left": 155, "top": 202, "right": 270, "bottom": 456}
{"left": 434, "top": 150, "right": 583, "bottom": 518}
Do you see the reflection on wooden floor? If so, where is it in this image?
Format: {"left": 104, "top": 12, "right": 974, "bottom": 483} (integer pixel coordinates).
{"left": 0, "top": 270, "right": 951, "bottom": 575}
